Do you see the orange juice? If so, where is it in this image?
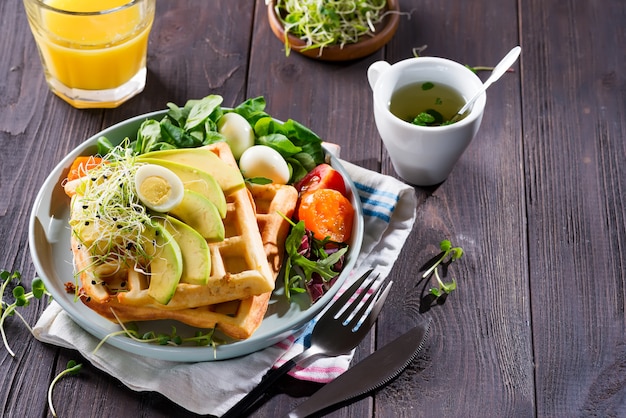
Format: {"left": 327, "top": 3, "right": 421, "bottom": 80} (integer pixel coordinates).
{"left": 24, "top": 0, "right": 155, "bottom": 107}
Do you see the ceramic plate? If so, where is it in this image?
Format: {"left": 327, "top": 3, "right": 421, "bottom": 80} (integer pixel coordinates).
{"left": 29, "top": 110, "right": 363, "bottom": 362}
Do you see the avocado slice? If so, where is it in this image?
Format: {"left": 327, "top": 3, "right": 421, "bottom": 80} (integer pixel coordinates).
{"left": 169, "top": 190, "right": 225, "bottom": 242}
{"left": 160, "top": 216, "right": 211, "bottom": 286}
{"left": 144, "top": 223, "right": 183, "bottom": 305}
{"left": 139, "top": 148, "right": 245, "bottom": 196}
{"left": 137, "top": 157, "right": 227, "bottom": 218}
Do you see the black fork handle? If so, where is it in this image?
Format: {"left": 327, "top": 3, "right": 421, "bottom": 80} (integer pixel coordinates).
{"left": 221, "top": 357, "right": 297, "bottom": 418}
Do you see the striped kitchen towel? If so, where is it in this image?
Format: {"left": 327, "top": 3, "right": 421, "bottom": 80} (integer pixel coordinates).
{"left": 271, "top": 159, "right": 418, "bottom": 382}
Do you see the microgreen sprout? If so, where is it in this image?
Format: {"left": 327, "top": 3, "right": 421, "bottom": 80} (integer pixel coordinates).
{"left": 412, "top": 44, "right": 429, "bottom": 57}
{"left": 93, "top": 310, "right": 217, "bottom": 354}
{"left": 48, "top": 360, "right": 82, "bottom": 418}
{"left": 0, "top": 270, "right": 49, "bottom": 357}
{"left": 422, "top": 240, "right": 463, "bottom": 300}
{"left": 70, "top": 144, "right": 160, "bottom": 274}
{"left": 412, "top": 44, "right": 515, "bottom": 74}
{"left": 429, "top": 269, "right": 457, "bottom": 298}
{"left": 274, "top": 0, "right": 390, "bottom": 55}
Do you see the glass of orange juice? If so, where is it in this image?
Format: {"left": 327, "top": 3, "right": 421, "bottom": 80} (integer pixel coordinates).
{"left": 23, "top": 0, "right": 156, "bottom": 109}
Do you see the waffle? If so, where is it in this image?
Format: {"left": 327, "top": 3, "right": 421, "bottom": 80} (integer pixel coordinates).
{"left": 71, "top": 142, "right": 298, "bottom": 339}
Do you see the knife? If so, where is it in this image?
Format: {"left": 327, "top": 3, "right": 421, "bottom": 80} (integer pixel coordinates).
{"left": 287, "top": 319, "right": 431, "bottom": 418}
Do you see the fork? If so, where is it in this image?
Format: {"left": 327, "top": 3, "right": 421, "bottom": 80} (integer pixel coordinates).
{"left": 221, "top": 269, "right": 392, "bottom": 418}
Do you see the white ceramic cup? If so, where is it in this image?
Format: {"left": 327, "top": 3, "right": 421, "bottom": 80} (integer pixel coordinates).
{"left": 368, "top": 57, "right": 486, "bottom": 186}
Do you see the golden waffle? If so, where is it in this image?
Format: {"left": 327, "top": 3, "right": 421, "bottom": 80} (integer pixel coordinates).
{"left": 73, "top": 142, "right": 275, "bottom": 308}
{"left": 79, "top": 182, "right": 297, "bottom": 339}
{"left": 72, "top": 142, "right": 298, "bottom": 339}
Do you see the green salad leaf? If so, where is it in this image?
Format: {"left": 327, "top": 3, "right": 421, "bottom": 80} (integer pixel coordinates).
{"left": 183, "top": 95, "right": 223, "bottom": 131}
{"left": 96, "top": 94, "right": 325, "bottom": 184}
{"left": 281, "top": 217, "right": 348, "bottom": 300}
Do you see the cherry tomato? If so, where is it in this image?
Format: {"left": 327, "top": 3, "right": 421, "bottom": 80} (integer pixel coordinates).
{"left": 298, "top": 188, "right": 354, "bottom": 243}
{"left": 294, "top": 163, "right": 347, "bottom": 196}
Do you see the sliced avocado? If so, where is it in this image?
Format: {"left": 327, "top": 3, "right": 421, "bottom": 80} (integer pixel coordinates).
{"left": 137, "top": 157, "right": 227, "bottom": 217}
{"left": 139, "top": 148, "right": 245, "bottom": 196}
{"left": 160, "top": 216, "right": 211, "bottom": 286}
{"left": 169, "top": 190, "right": 225, "bottom": 242}
{"left": 144, "top": 223, "right": 183, "bottom": 305}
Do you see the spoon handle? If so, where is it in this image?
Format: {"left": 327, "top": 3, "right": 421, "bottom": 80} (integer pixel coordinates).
{"left": 482, "top": 46, "right": 522, "bottom": 90}
{"left": 457, "top": 46, "right": 521, "bottom": 115}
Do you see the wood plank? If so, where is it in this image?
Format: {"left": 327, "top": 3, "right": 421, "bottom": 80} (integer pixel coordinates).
{"left": 0, "top": 1, "right": 254, "bottom": 417}
{"left": 103, "top": 0, "right": 256, "bottom": 127}
{"left": 371, "top": 0, "right": 535, "bottom": 416}
{"left": 46, "top": 2, "right": 256, "bottom": 416}
{"left": 246, "top": 1, "right": 387, "bottom": 417}
{"left": 248, "top": 0, "right": 385, "bottom": 172}
{"left": 1, "top": 2, "right": 104, "bottom": 416}
{"left": 520, "top": 0, "right": 626, "bottom": 416}
{"left": 0, "top": 2, "right": 72, "bottom": 416}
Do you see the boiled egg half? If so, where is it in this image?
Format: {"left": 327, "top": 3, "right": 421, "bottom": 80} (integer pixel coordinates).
{"left": 134, "top": 164, "right": 184, "bottom": 212}
{"left": 238, "top": 145, "right": 290, "bottom": 184}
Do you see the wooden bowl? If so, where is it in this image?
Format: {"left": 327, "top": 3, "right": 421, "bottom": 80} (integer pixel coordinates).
{"left": 267, "top": 0, "right": 400, "bottom": 61}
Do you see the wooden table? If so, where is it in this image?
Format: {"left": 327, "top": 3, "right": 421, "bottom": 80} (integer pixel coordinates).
{"left": 1, "top": 0, "right": 624, "bottom": 416}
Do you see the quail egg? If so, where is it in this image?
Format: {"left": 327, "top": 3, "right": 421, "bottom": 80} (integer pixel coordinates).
{"left": 238, "top": 145, "right": 290, "bottom": 184}
{"left": 217, "top": 112, "right": 255, "bottom": 159}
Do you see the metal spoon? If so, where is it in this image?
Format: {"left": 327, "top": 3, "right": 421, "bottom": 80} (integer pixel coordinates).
{"left": 449, "top": 46, "right": 521, "bottom": 123}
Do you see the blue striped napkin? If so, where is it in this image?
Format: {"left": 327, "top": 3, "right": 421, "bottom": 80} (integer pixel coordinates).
{"left": 33, "top": 159, "right": 417, "bottom": 416}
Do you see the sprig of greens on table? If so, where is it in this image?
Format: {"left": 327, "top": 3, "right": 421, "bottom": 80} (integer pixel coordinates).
{"left": 0, "top": 270, "right": 49, "bottom": 356}
{"left": 422, "top": 240, "right": 464, "bottom": 300}
{"left": 48, "top": 360, "right": 82, "bottom": 418}
{"left": 1, "top": 270, "right": 82, "bottom": 418}
{"left": 273, "top": 0, "right": 389, "bottom": 54}
{"left": 412, "top": 44, "right": 504, "bottom": 74}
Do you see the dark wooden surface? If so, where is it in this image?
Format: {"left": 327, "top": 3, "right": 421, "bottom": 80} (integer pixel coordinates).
{"left": 1, "top": 0, "right": 625, "bottom": 417}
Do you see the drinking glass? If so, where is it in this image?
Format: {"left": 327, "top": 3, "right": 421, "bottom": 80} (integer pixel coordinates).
{"left": 23, "top": 0, "right": 156, "bottom": 109}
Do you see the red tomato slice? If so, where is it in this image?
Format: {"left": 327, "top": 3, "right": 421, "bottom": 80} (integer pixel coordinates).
{"left": 298, "top": 188, "right": 354, "bottom": 243}
{"left": 294, "top": 163, "right": 347, "bottom": 197}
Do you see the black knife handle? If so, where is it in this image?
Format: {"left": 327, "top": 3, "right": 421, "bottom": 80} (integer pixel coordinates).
{"left": 222, "top": 358, "right": 297, "bottom": 418}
